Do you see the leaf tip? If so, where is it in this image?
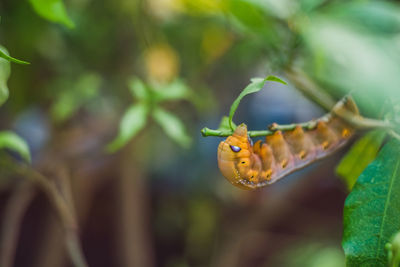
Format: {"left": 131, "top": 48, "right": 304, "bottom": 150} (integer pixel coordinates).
{"left": 265, "top": 75, "right": 287, "bottom": 85}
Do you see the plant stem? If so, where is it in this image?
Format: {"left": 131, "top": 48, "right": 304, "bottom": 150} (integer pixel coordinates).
{"left": 23, "top": 167, "right": 88, "bottom": 267}
{"left": 3, "top": 160, "right": 89, "bottom": 267}
{"left": 201, "top": 127, "right": 272, "bottom": 137}
{"left": 0, "top": 181, "right": 36, "bottom": 267}
{"left": 201, "top": 114, "right": 395, "bottom": 138}
{"left": 202, "top": 68, "right": 397, "bottom": 138}
{"left": 286, "top": 67, "right": 397, "bottom": 131}
{"left": 285, "top": 67, "right": 336, "bottom": 111}
{"left": 201, "top": 119, "right": 326, "bottom": 137}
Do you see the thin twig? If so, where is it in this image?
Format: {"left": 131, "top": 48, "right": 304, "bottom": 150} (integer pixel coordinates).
{"left": 19, "top": 167, "right": 88, "bottom": 267}
{"left": 201, "top": 69, "right": 397, "bottom": 138}
{"left": 201, "top": 113, "right": 330, "bottom": 137}
{"left": 389, "top": 130, "right": 400, "bottom": 141}
{"left": 117, "top": 148, "right": 155, "bottom": 267}
{"left": 0, "top": 181, "right": 36, "bottom": 267}
{"left": 201, "top": 109, "right": 395, "bottom": 137}
{"left": 286, "top": 67, "right": 397, "bottom": 130}
{"left": 0, "top": 157, "right": 89, "bottom": 267}
{"left": 285, "top": 67, "right": 336, "bottom": 111}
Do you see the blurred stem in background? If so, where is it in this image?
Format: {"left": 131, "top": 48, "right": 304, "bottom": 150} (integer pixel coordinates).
{"left": 0, "top": 157, "right": 88, "bottom": 267}
{"left": 0, "top": 181, "right": 36, "bottom": 267}
{"left": 116, "top": 147, "right": 155, "bottom": 267}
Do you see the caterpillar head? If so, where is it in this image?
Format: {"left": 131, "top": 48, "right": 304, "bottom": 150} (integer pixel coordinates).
{"left": 217, "top": 124, "right": 261, "bottom": 190}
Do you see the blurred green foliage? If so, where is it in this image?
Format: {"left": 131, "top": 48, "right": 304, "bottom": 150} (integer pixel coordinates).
{"left": 387, "top": 232, "right": 400, "bottom": 267}
{"left": 51, "top": 72, "right": 101, "bottom": 122}
{"left": 1, "top": 0, "right": 400, "bottom": 266}
{"left": 0, "top": 131, "right": 31, "bottom": 163}
{"left": 284, "top": 243, "right": 345, "bottom": 267}
{"left": 107, "top": 77, "right": 192, "bottom": 152}
{"left": 0, "top": 46, "right": 11, "bottom": 106}
{"left": 28, "top": 0, "right": 74, "bottom": 28}
{"left": 336, "top": 130, "right": 386, "bottom": 190}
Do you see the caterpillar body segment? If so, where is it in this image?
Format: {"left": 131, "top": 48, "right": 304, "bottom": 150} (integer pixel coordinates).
{"left": 217, "top": 97, "right": 359, "bottom": 190}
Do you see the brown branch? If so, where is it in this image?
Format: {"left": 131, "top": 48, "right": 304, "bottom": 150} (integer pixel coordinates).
{"left": 286, "top": 67, "right": 397, "bottom": 131}
{"left": 285, "top": 67, "right": 336, "bottom": 111}
{"left": 116, "top": 147, "right": 155, "bottom": 267}
{"left": 20, "top": 167, "right": 88, "bottom": 267}
{"left": 0, "top": 181, "right": 36, "bottom": 267}
{"left": 203, "top": 68, "right": 397, "bottom": 138}
{"left": 0, "top": 158, "right": 89, "bottom": 267}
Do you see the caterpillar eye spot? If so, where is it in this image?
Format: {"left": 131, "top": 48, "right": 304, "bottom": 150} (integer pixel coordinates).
{"left": 230, "top": 145, "right": 241, "bottom": 152}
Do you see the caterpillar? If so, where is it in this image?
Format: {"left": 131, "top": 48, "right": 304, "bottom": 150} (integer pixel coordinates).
{"left": 217, "top": 96, "right": 359, "bottom": 190}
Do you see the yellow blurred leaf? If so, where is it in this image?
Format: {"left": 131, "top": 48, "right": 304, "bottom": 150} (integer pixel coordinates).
{"left": 145, "top": 43, "right": 180, "bottom": 84}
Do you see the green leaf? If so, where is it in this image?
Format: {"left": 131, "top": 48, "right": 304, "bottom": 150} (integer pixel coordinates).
{"left": 264, "top": 75, "right": 287, "bottom": 85}
{"left": 128, "top": 77, "right": 148, "bottom": 101}
{"left": 28, "top": 0, "right": 74, "bottom": 28}
{"left": 342, "top": 139, "right": 400, "bottom": 267}
{"left": 387, "top": 232, "right": 400, "bottom": 267}
{"left": 0, "top": 46, "right": 11, "bottom": 106}
{"left": 106, "top": 103, "right": 148, "bottom": 152}
{"left": 0, "top": 131, "right": 31, "bottom": 163}
{"left": 0, "top": 49, "right": 29, "bottom": 65}
{"left": 336, "top": 130, "right": 386, "bottom": 190}
{"left": 152, "top": 107, "right": 191, "bottom": 148}
{"left": 229, "top": 0, "right": 270, "bottom": 30}
{"left": 228, "top": 75, "right": 286, "bottom": 130}
{"left": 217, "top": 116, "right": 237, "bottom": 131}
{"left": 153, "top": 79, "right": 190, "bottom": 102}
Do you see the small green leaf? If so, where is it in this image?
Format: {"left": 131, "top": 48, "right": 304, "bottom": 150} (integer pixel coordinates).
{"left": 153, "top": 79, "right": 190, "bottom": 102}
{"left": 342, "top": 139, "right": 400, "bottom": 266}
{"left": 387, "top": 232, "right": 400, "bottom": 267}
{"left": 107, "top": 103, "right": 148, "bottom": 152}
{"left": 152, "top": 107, "right": 191, "bottom": 148}
{"left": 0, "top": 131, "right": 31, "bottom": 163}
{"left": 229, "top": 0, "right": 268, "bottom": 30}
{"left": 28, "top": 0, "right": 74, "bottom": 28}
{"left": 128, "top": 77, "right": 148, "bottom": 101}
{"left": 265, "top": 75, "right": 287, "bottom": 85}
{"left": 228, "top": 75, "right": 286, "bottom": 130}
{"left": 0, "top": 49, "right": 29, "bottom": 65}
{"left": 0, "top": 46, "right": 11, "bottom": 106}
{"left": 217, "top": 116, "right": 237, "bottom": 131}
{"left": 336, "top": 130, "right": 386, "bottom": 190}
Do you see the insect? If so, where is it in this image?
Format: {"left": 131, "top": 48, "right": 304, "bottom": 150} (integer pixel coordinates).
{"left": 217, "top": 96, "right": 359, "bottom": 190}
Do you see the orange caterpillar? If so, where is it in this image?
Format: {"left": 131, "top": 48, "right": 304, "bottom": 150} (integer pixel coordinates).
{"left": 217, "top": 97, "right": 359, "bottom": 190}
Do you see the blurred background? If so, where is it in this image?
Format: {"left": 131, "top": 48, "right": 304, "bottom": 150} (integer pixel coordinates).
{"left": 0, "top": 0, "right": 399, "bottom": 266}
